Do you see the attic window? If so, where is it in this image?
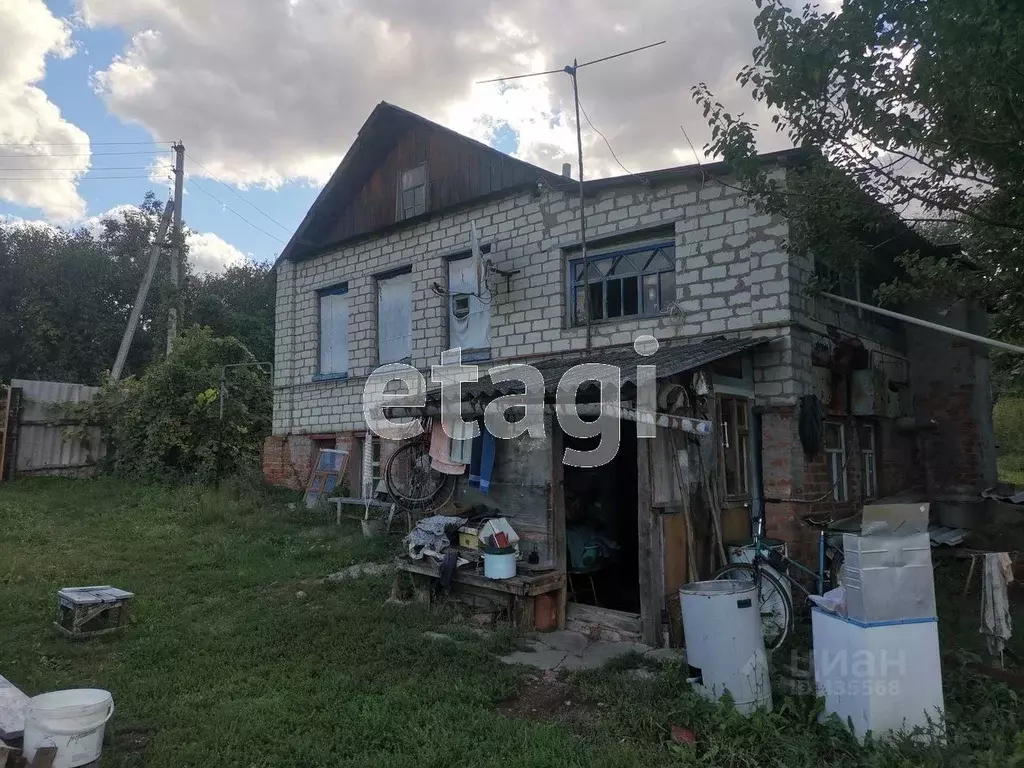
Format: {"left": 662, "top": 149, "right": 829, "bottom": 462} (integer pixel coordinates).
{"left": 398, "top": 164, "right": 427, "bottom": 220}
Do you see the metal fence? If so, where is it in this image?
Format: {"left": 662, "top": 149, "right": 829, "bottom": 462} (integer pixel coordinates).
{"left": 9, "top": 379, "right": 105, "bottom": 477}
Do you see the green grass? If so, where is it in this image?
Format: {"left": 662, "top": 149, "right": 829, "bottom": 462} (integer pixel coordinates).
{"left": 1, "top": 478, "right": 1022, "bottom": 767}
{"left": 995, "top": 396, "right": 1024, "bottom": 485}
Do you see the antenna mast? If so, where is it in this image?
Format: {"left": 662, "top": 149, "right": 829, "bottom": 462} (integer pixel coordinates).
{"left": 479, "top": 40, "right": 666, "bottom": 349}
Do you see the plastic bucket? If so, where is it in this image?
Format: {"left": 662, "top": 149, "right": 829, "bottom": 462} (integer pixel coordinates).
{"left": 23, "top": 689, "right": 114, "bottom": 768}
{"left": 483, "top": 549, "right": 516, "bottom": 580}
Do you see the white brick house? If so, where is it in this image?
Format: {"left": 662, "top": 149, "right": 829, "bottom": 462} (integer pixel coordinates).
{"left": 265, "top": 102, "right": 994, "bottom": 644}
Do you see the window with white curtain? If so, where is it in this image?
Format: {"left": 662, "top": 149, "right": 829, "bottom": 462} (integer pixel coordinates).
{"left": 318, "top": 284, "right": 349, "bottom": 377}
{"left": 448, "top": 249, "right": 491, "bottom": 354}
{"left": 377, "top": 269, "right": 412, "bottom": 363}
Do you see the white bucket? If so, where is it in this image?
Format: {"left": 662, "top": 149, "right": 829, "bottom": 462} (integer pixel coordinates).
{"left": 23, "top": 689, "right": 114, "bottom": 768}
{"left": 483, "top": 551, "right": 516, "bottom": 580}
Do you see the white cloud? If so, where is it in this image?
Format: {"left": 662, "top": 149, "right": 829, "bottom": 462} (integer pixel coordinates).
{"left": 186, "top": 230, "right": 246, "bottom": 274}
{"left": 77, "top": 204, "right": 247, "bottom": 274}
{"left": 0, "top": 0, "right": 89, "bottom": 220}
{"left": 79, "top": 0, "right": 786, "bottom": 187}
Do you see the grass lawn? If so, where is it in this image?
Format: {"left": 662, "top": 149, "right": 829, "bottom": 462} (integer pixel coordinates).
{"left": 1, "top": 478, "right": 1023, "bottom": 767}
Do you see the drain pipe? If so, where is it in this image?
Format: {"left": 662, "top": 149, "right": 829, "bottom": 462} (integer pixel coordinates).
{"left": 821, "top": 293, "right": 1024, "bottom": 355}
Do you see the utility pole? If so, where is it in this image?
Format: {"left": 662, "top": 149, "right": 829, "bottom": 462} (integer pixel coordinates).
{"left": 111, "top": 201, "right": 174, "bottom": 382}
{"left": 167, "top": 141, "right": 185, "bottom": 355}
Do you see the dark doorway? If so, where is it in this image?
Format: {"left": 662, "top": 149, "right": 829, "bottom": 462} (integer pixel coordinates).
{"left": 562, "top": 419, "right": 639, "bottom": 613}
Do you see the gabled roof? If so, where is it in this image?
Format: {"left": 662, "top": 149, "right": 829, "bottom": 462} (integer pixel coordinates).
{"left": 277, "top": 102, "right": 564, "bottom": 265}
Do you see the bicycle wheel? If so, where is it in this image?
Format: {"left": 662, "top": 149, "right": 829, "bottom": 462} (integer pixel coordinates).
{"left": 712, "top": 563, "right": 794, "bottom": 651}
{"left": 384, "top": 441, "right": 457, "bottom": 514}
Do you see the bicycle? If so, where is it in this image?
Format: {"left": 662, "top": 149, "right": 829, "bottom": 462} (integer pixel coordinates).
{"left": 383, "top": 420, "right": 459, "bottom": 519}
{"left": 712, "top": 503, "right": 848, "bottom": 651}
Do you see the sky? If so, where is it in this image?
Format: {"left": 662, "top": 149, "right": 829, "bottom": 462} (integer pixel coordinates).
{"left": 0, "top": 0, "right": 796, "bottom": 274}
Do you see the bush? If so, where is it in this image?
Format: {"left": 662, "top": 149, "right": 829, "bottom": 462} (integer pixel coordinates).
{"left": 64, "top": 327, "right": 270, "bottom": 482}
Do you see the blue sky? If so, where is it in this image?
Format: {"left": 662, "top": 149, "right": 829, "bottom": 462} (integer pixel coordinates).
{"left": 0, "top": 0, "right": 319, "bottom": 266}
{"left": 1, "top": 0, "right": 770, "bottom": 271}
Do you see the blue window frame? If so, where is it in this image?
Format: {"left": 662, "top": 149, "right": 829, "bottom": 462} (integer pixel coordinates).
{"left": 316, "top": 283, "right": 349, "bottom": 380}
{"left": 568, "top": 240, "right": 676, "bottom": 325}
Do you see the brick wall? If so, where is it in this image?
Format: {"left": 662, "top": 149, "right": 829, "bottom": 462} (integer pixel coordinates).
{"left": 261, "top": 432, "right": 357, "bottom": 491}
{"left": 272, "top": 172, "right": 799, "bottom": 437}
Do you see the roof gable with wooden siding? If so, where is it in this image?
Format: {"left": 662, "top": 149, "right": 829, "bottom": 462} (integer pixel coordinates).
{"left": 281, "top": 102, "right": 563, "bottom": 263}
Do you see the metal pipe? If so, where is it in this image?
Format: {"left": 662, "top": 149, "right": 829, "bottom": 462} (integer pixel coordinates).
{"left": 821, "top": 293, "right": 1024, "bottom": 355}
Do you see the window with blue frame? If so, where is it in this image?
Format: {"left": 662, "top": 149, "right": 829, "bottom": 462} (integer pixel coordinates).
{"left": 318, "top": 283, "right": 349, "bottom": 378}
{"left": 568, "top": 240, "right": 676, "bottom": 325}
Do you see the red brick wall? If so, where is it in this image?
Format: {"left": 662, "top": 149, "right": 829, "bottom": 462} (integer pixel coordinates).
{"left": 760, "top": 408, "right": 922, "bottom": 565}
{"left": 261, "top": 432, "right": 357, "bottom": 490}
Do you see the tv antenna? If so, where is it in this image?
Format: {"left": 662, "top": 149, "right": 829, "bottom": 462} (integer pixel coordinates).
{"left": 478, "top": 40, "right": 666, "bottom": 349}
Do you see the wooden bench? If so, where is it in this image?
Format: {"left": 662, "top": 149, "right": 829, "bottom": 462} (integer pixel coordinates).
{"left": 395, "top": 556, "right": 565, "bottom": 631}
{"left": 329, "top": 497, "right": 407, "bottom": 530}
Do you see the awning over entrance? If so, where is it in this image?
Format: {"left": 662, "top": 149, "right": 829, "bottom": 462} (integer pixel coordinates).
{"left": 424, "top": 334, "right": 768, "bottom": 405}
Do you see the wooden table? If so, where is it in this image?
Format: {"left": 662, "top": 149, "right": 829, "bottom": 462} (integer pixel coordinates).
{"left": 395, "top": 557, "right": 565, "bottom": 631}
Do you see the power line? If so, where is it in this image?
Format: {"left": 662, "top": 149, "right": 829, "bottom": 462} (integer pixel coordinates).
{"left": 0, "top": 140, "right": 170, "bottom": 147}
{"left": 0, "top": 165, "right": 172, "bottom": 172}
{"left": 0, "top": 150, "right": 170, "bottom": 158}
{"left": 0, "top": 174, "right": 160, "bottom": 181}
{"left": 185, "top": 152, "right": 292, "bottom": 233}
{"left": 189, "top": 178, "right": 287, "bottom": 244}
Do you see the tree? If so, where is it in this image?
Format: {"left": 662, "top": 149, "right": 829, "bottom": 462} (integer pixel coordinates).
{"left": 692, "top": 0, "right": 1024, "bottom": 336}
{"left": 186, "top": 262, "right": 276, "bottom": 364}
{"left": 0, "top": 194, "right": 277, "bottom": 384}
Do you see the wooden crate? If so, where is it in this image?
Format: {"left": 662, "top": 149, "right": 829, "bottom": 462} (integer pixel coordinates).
{"left": 55, "top": 586, "right": 133, "bottom": 640}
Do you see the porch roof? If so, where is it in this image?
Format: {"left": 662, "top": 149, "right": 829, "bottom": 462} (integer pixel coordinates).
{"left": 425, "top": 335, "right": 769, "bottom": 405}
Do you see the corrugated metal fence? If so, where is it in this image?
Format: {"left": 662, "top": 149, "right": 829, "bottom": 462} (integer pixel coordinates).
{"left": 10, "top": 379, "right": 105, "bottom": 476}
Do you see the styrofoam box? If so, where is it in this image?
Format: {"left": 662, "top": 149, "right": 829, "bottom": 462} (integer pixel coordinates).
{"left": 812, "top": 608, "right": 945, "bottom": 743}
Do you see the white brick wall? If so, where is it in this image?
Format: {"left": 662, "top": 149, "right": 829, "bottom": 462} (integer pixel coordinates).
{"left": 273, "top": 173, "right": 801, "bottom": 435}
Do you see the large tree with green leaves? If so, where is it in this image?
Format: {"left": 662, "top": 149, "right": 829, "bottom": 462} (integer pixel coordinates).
{"left": 0, "top": 195, "right": 276, "bottom": 384}
{"left": 692, "top": 0, "right": 1024, "bottom": 338}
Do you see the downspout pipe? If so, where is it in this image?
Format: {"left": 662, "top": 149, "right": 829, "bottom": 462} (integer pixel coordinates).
{"left": 821, "top": 293, "right": 1024, "bottom": 356}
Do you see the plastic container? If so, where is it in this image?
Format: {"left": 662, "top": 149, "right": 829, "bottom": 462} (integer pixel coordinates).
{"left": 812, "top": 608, "right": 945, "bottom": 743}
{"left": 483, "top": 547, "right": 516, "bottom": 580}
{"left": 23, "top": 689, "right": 114, "bottom": 768}
{"left": 679, "top": 580, "right": 772, "bottom": 715}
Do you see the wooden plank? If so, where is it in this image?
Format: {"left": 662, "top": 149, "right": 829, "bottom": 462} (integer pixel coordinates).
{"left": 395, "top": 558, "right": 564, "bottom": 597}
{"left": 29, "top": 746, "right": 57, "bottom": 768}
{"left": 637, "top": 435, "right": 661, "bottom": 646}
{"left": 663, "top": 513, "right": 689, "bottom": 599}
{"left": 550, "top": 417, "right": 568, "bottom": 630}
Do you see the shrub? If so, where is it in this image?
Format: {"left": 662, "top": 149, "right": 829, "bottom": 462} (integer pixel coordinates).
{"left": 63, "top": 327, "right": 270, "bottom": 482}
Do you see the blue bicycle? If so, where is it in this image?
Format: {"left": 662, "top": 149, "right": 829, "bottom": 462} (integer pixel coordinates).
{"left": 713, "top": 506, "right": 847, "bottom": 650}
